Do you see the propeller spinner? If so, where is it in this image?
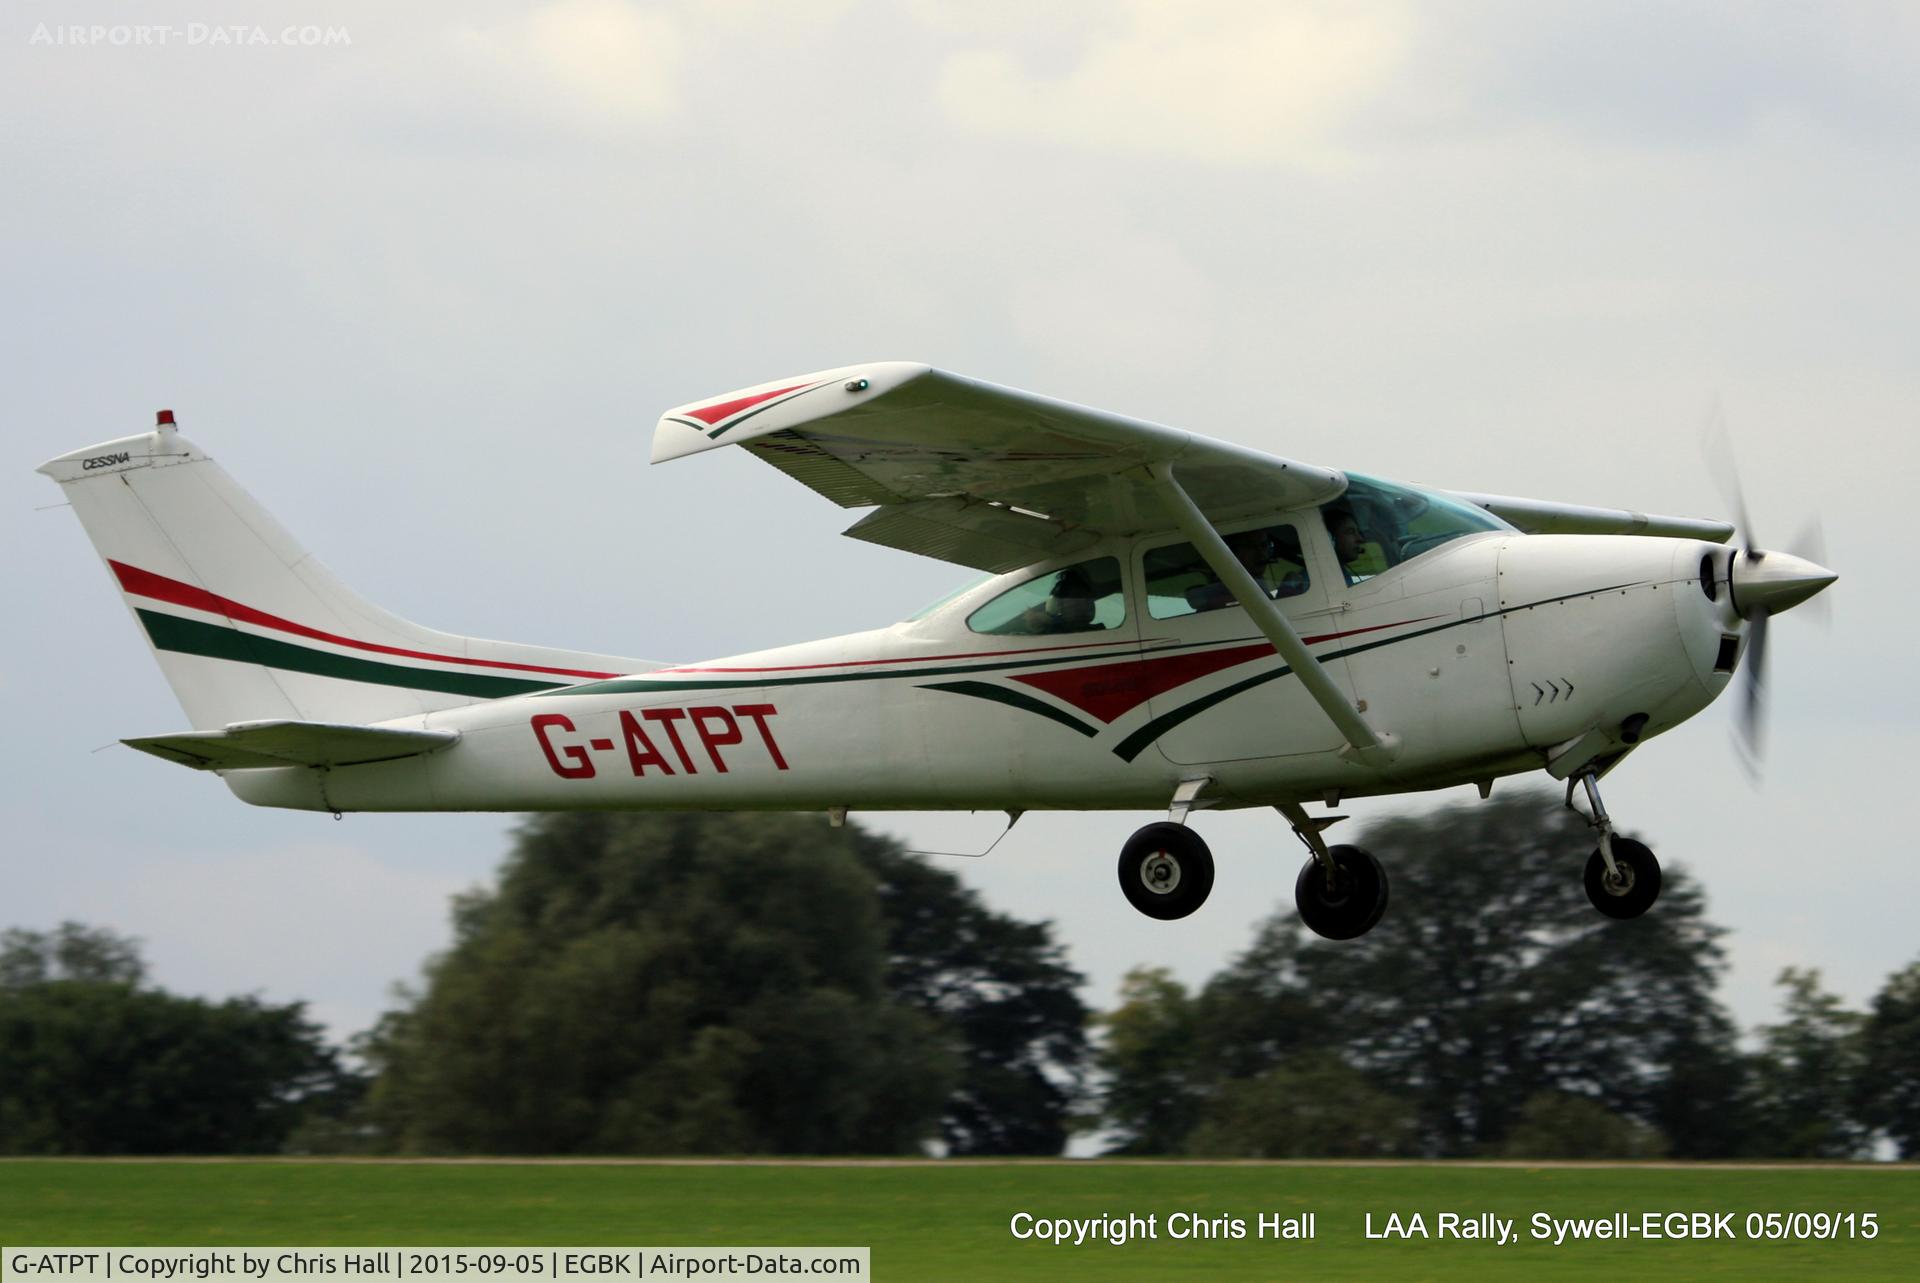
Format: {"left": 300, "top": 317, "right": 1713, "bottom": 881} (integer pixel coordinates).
{"left": 1706, "top": 411, "right": 1838, "bottom": 771}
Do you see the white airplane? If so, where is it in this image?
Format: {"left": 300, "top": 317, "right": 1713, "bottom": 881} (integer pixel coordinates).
{"left": 38, "top": 364, "right": 1836, "bottom": 938}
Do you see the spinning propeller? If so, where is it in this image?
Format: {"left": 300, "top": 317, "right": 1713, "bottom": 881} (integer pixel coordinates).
{"left": 1703, "top": 408, "right": 1837, "bottom": 773}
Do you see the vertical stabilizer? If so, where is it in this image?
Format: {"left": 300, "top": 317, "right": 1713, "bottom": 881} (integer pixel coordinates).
{"left": 38, "top": 414, "right": 654, "bottom": 730}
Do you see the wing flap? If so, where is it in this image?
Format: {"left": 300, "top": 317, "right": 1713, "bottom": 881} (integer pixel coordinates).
{"left": 843, "top": 498, "right": 1105, "bottom": 573}
{"left": 123, "top": 720, "right": 459, "bottom": 771}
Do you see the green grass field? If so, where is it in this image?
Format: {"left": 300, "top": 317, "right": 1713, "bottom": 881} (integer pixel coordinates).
{"left": 2, "top": 1161, "right": 1916, "bottom": 1281}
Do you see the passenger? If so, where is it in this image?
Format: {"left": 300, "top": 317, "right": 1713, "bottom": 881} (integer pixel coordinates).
{"left": 1017, "top": 567, "right": 1102, "bottom": 634}
{"left": 1270, "top": 527, "right": 1310, "bottom": 597}
{"left": 1187, "top": 529, "right": 1279, "bottom": 612}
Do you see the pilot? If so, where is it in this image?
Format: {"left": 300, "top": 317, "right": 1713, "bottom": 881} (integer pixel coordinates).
{"left": 1018, "top": 567, "right": 1102, "bottom": 634}
{"left": 1326, "top": 506, "right": 1372, "bottom": 585}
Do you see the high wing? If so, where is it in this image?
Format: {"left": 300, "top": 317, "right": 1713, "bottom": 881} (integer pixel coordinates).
{"left": 651, "top": 362, "right": 1345, "bottom": 572}
{"left": 1447, "top": 491, "right": 1733, "bottom": 541}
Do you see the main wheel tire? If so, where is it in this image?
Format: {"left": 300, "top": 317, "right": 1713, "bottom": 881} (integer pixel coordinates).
{"left": 1295, "top": 843, "right": 1389, "bottom": 940}
{"left": 1117, "top": 822, "right": 1215, "bottom": 920}
{"left": 1584, "top": 838, "right": 1661, "bottom": 919}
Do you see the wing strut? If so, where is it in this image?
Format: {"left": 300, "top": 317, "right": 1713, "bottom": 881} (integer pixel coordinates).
{"left": 1150, "top": 463, "right": 1399, "bottom": 767}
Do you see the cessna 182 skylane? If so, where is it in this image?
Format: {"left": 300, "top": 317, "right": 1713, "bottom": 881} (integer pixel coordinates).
{"left": 39, "top": 363, "right": 1836, "bottom": 939}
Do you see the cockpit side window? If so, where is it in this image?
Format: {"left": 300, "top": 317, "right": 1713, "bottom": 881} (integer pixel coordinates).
{"left": 1145, "top": 523, "right": 1309, "bottom": 620}
{"left": 1323, "top": 474, "right": 1508, "bottom": 584}
{"left": 966, "top": 557, "right": 1126, "bottom": 636}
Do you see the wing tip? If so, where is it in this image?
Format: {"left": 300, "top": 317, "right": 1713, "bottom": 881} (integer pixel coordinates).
{"left": 649, "top": 361, "right": 933, "bottom": 464}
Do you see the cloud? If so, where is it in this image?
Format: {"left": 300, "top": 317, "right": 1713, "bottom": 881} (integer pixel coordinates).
{"left": 936, "top": 1, "right": 1412, "bottom": 168}
{"left": 456, "top": 0, "right": 687, "bottom": 134}
{"left": 1005, "top": 224, "right": 1218, "bottom": 377}
{"left": 1447, "top": 1, "right": 1920, "bottom": 149}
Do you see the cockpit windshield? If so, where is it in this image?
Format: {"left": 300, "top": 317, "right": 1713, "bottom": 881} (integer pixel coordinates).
{"left": 1321, "top": 473, "right": 1511, "bottom": 581}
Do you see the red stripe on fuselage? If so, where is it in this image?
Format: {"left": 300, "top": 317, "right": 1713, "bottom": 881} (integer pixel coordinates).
{"left": 653, "top": 616, "right": 1441, "bottom": 686}
{"left": 1014, "top": 643, "right": 1273, "bottom": 723}
{"left": 1007, "top": 616, "right": 1443, "bottom": 723}
{"left": 107, "top": 561, "right": 623, "bottom": 681}
{"left": 652, "top": 636, "right": 1144, "bottom": 675}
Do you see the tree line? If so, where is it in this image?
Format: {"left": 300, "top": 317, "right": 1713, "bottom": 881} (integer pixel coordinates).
{"left": 3, "top": 798, "right": 1916, "bottom": 1157}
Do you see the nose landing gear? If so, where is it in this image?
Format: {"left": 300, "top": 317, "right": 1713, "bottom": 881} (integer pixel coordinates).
{"left": 1584, "top": 837, "right": 1661, "bottom": 919}
{"left": 1569, "top": 769, "right": 1662, "bottom": 919}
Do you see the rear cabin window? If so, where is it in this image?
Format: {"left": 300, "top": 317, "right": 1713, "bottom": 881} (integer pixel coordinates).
{"left": 1144, "top": 524, "right": 1309, "bottom": 620}
{"left": 967, "top": 557, "right": 1126, "bottom": 636}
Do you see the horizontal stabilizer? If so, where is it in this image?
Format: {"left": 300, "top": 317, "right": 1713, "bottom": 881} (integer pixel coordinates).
{"left": 123, "top": 720, "right": 459, "bottom": 771}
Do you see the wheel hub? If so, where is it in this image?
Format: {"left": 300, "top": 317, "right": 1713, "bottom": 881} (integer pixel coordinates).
{"left": 1140, "top": 850, "right": 1182, "bottom": 895}
{"left": 1603, "top": 864, "right": 1637, "bottom": 896}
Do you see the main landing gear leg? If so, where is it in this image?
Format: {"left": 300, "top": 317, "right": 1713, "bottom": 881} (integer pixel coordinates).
{"left": 1567, "top": 769, "right": 1662, "bottom": 920}
{"left": 1278, "top": 802, "right": 1389, "bottom": 940}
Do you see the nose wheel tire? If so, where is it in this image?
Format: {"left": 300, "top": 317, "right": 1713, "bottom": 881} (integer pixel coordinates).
{"left": 1295, "top": 844, "right": 1389, "bottom": 940}
{"left": 1118, "top": 822, "right": 1215, "bottom": 920}
{"left": 1584, "top": 838, "right": 1661, "bottom": 919}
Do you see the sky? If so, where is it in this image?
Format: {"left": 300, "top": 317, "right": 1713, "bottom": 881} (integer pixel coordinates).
{"left": 4, "top": 1, "right": 1916, "bottom": 1051}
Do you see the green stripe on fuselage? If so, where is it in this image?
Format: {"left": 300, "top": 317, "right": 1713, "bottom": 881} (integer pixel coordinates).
{"left": 135, "top": 610, "right": 563, "bottom": 700}
{"left": 1111, "top": 665, "right": 1294, "bottom": 762}
{"left": 544, "top": 647, "right": 1155, "bottom": 697}
{"left": 921, "top": 681, "right": 1100, "bottom": 737}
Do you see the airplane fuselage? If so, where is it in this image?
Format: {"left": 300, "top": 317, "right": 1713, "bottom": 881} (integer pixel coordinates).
{"left": 226, "top": 527, "right": 1741, "bottom": 816}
